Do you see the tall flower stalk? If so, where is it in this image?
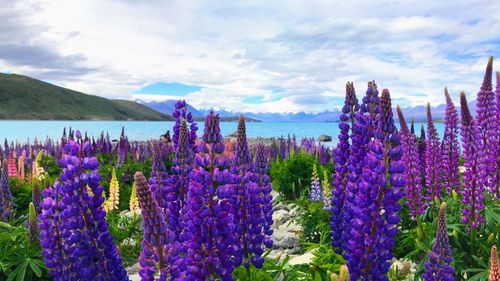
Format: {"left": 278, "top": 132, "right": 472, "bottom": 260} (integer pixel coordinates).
{"left": 134, "top": 171, "right": 177, "bottom": 280}
{"left": 331, "top": 82, "right": 359, "bottom": 254}
{"left": 183, "top": 112, "right": 237, "bottom": 280}
{"left": 397, "top": 106, "right": 425, "bottom": 221}
{"left": 423, "top": 202, "right": 454, "bottom": 281}
{"left": 39, "top": 132, "right": 128, "bottom": 280}
{"left": 460, "top": 93, "right": 486, "bottom": 232}
{"left": 310, "top": 164, "right": 321, "bottom": 202}
{"left": 442, "top": 88, "right": 460, "bottom": 195}
{"left": 0, "top": 159, "right": 13, "bottom": 221}
{"left": 347, "top": 89, "right": 404, "bottom": 280}
{"left": 475, "top": 57, "right": 496, "bottom": 194}
{"left": 425, "top": 103, "right": 443, "bottom": 201}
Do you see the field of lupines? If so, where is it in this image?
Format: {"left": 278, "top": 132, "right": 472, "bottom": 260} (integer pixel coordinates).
{"left": 0, "top": 57, "right": 499, "bottom": 281}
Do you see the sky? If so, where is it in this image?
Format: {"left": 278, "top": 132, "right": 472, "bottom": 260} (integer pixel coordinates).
{"left": 1, "top": 0, "right": 499, "bottom": 113}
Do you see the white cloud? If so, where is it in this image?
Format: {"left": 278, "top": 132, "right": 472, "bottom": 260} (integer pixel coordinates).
{"left": 0, "top": 0, "right": 499, "bottom": 113}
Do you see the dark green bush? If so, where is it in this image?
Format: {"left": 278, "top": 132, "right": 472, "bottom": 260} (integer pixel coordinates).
{"left": 270, "top": 152, "right": 320, "bottom": 200}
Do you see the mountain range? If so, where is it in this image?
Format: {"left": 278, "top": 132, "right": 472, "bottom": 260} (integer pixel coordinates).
{"left": 137, "top": 99, "right": 478, "bottom": 123}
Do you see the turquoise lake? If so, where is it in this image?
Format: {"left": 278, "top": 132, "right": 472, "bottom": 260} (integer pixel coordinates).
{"left": 0, "top": 120, "right": 445, "bottom": 144}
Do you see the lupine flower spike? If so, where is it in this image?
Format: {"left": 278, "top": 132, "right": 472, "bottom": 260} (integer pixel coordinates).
{"left": 309, "top": 164, "right": 321, "bottom": 202}
{"left": 423, "top": 202, "right": 455, "bottom": 281}
{"left": 475, "top": 57, "right": 496, "bottom": 194}
{"left": 460, "top": 92, "right": 486, "bottom": 231}
{"left": 331, "top": 81, "right": 359, "bottom": 254}
{"left": 442, "top": 88, "right": 460, "bottom": 195}
{"left": 425, "top": 103, "right": 443, "bottom": 201}
{"left": 397, "top": 106, "right": 425, "bottom": 219}
{"left": 491, "top": 245, "right": 500, "bottom": 281}
{"left": 104, "top": 168, "right": 120, "bottom": 212}
{"left": 347, "top": 89, "right": 404, "bottom": 280}
{"left": 0, "top": 159, "right": 13, "bottom": 221}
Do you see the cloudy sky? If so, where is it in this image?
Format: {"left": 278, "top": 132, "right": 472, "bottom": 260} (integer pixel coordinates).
{"left": 1, "top": 0, "right": 499, "bottom": 113}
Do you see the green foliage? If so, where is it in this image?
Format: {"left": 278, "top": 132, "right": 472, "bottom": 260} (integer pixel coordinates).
{"left": 270, "top": 152, "right": 320, "bottom": 199}
{"left": 0, "top": 221, "right": 50, "bottom": 281}
{"left": 9, "top": 178, "right": 32, "bottom": 217}
{"left": 233, "top": 251, "right": 313, "bottom": 281}
{"left": 294, "top": 197, "right": 331, "bottom": 244}
{"left": 106, "top": 212, "right": 143, "bottom": 267}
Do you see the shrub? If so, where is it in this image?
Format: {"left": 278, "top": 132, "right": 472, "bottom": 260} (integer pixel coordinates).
{"left": 270, "top": 152, "right": 320, "bottom": 199}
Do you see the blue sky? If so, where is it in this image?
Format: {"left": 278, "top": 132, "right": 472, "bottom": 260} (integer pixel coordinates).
{"left": 0, "top": 0, "right": 499, "bottom": 113}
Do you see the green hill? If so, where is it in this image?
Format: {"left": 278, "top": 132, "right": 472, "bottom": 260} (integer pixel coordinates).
{"left": 0, "top": 73, "right": 173, "bottom": 120}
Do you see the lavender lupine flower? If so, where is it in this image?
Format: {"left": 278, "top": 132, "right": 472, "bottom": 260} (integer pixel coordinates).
{"left": 149, "top": 141, "right": 169, "bottom": 214}
{"left": 331, "top": 82, "right": 359, "bottom": 253}
{"left": 425, "top": 103, "right": 443, "bottom": 201}
{"left": 310, "top": 164, "right": 321, "bottom": 202}
{"left": 230, "top": 115, "right": 260, "bottom": 268}
{"left": 134, "top": 172, "right": 178, "bottom": 281}
{"left": 39, "top": 134, "right": 128, "bottom": 280}
{"left": 116, "top": 127, "right": 128, "bottom": 168}
{"left": 168, "top": 118, "right": 196, "bottom": 241}
{"left": 442, "top": 88, "right": 460, "bottom": 195}
{"left": 423, "top": 202, "right": 455, "bottom": 281}
{"left": 496, "top": 71, "right": 500, "bottom": 197}
{"left": 417, "top": 125, "right": 426, "bottom": 183}
{"left": 39, "top": 183, "right": 74, "bottom": 280}
{"left": 254, "top": 143, "right": 274, "bottom": 247}
{"left": 183, "top": 111, "right": 238, "bottom": 280}
{"left": 475, "top": 57, "right": 496, "bottom": 194}
{"left": 232, "top": 116, "right": 273, "bottom": 269}
{"left": 0, "top": 159, "right": 13, "bottom": 221}
{"left": 172, "top": 100, "right": 198, "bottom": 154}
{"left": 32, "top": 178, "right": 43, "bottom": 214}
{"left": 347, "top": 89, "right": 404, "bottom": 281}
{"left": 460, "top": 93, "right": 486, "bottom": 231}
{"left": 341, "top": 81, "right": 379, "bottom": 257}
{"left": 397, "top": 106, "right": 425, "bottom": 220}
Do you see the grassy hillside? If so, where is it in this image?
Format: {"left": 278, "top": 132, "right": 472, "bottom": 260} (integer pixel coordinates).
{"left": 0, "top": 73, "right": 173, "bottom": 120}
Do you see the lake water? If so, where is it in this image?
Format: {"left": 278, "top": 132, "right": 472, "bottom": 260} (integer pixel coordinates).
{"left": 0, "top": 120, "right": 445, "bottom": 144}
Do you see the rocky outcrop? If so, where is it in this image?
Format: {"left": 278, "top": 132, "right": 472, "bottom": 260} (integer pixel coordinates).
{"left": 318, "top": 134, "right": 332, "bottom": 142}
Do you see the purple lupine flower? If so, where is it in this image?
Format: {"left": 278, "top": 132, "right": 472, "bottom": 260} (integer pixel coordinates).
{"left": 425, "top": 103, "right": 443, "bottom": 201}
{"left": 135, "top": 171, "right": 178, "bottom": 281}
{"left": 116, "top": 127, "right": 128, "bottom": 168}
{"left": 342, "top": 81, "right": 379, "bottom": 258}
{"left": 417, "top": 125, "right": 426, "bottom": 183}
{"left": 172, "top": 100, "right": 198, "bottom": 154}
{"left": 347, "top": 89, "right": 404, "bottom": 280}
{"left": 183, "top": 111, "right": 238, "bottom": 280}
{"left": 32, "top": 178, "right": 43, "bottom": 214}
{"left": 231, "top": 116, "right": 272, "bottom": 269}
{"left": 253, "top": 143, "right": 274, "bottom": 252}
{"left": 331, "top": 82, "right": 359, "bottom": 254}
{"left": 310, "top": 164, "right": 322, "bottom": 202}
{"left": 168, "top": 118, "right": 196, "bottom": 242}
{"left": 149, "top": 141, "right": 169, "bottom": 214}
{"left": 397, "top": 106, "right": 425, "bottom": 220}
{"left": 39, "top": 135, "right": 128, "bottom": 280}
{"left": 0, "top": 159, "right": 13, "bottom": 221}
{"left": 230, "top": 115, "right": 259, "bottom": 268}
{"left": 460, "top": 93, "right": 486, "bottom": 231}
{"left": 495, "top": 71, "right": 500, "bottom": 197}
{"left": 39, "top": 183, "right": 74, "bottom": 280}
{"left": 423, "top": 202, "right": 455, "bottom": 281}
{"left": 475, "top": 57, "right": 496, "bottom": 194}
{"left": 442, "top": 88, "right": 460, "bottom": 195}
